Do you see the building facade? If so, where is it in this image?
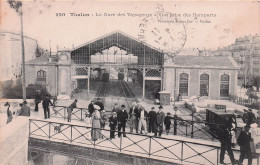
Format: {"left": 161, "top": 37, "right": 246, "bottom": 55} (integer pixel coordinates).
{"left": 212, "top": 34, "right": 260, "bottom": 83}
{"left": 25, "top": 31, "right": 239, "bottom": 99}
{"left": 0, "top": 32, "right": 38, "bottom": 85}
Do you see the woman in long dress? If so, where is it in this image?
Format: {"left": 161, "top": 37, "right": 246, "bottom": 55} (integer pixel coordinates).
{"left": 91, "top": 105, "right": 101, "bottom": 141}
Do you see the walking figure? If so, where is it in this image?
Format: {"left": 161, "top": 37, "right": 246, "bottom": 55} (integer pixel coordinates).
{"left": 34, "top": 90, "right": 41, "bottom": 112}
{"left": 67, "top": 99, "right": 77, "bottom": 122}
{"left": 129, "top": 102, "right": 138, "bottom": 133}
{"left": 237, "top": 125, "right": 253, "bottom": 165}
{"left": 218, "top": 126, "right": 237, "bottom": 164}
{"left": 42, "top": 94, "right": 53, "bottom": 119}
{"left": 91, "top": 105, "right": 101, "bottom": 141}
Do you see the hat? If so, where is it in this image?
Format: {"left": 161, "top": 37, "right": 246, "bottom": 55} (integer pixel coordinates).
{"left": 101, "top": 110, "right": 105, "bottom": 113}
{"left": 94, "top": 105, "right": 100, "bottom": 110}
{"left": 151, "top": 107, "right": 155, "bottom": 109}
{"left": 244, "top": 125, "right": 251, "bottom": 129}
{"left": 121, "top": 104, "right": 126, "bottom": 108}
{"left": 167, "top": 112, "right": 171, "bottom": 115}
{"left": 4, "top": 102, "right": 10, "bottom": 106}
{"left": 243, "top": 109, "right": 248, "bottom": 111}
{"left": 248, "top": 108, "right": 252, "bottom": 111}
{"left": 158, "top": 105, "right": 163, "bottom": 109}
{"left": 112, "top": 112, "right": 116, "bottom": 115}
{"left": 23, "top": 101, "right": 27, "bottom": 104}
{"left": 132, "top": 102, "right": 136, "bottom": 106}
{"left": 114, "top": 103, "right": 118, "bottom": 105}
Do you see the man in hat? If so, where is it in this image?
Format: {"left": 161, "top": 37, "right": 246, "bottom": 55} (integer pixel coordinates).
{"left": 109, "top": 112, "right": 117, "bottom": 139}
{"left": 67, "top": 99, "right": 77, "bottom": 122}
{"left": 34, "top": 90, "right": 42, "bottom": 112}
{"left": 218, "top": 125, "right": 237, "bottom": 164}
{"left": 19, "top": 101, "right": 31, "bottom": 117}
{"left": 148, "top": 107, "right": 157, "bottom": 133}
{"left": 129, "top": 102, "right": 138, "bottom": 133}
{"left": 155, "top": 105, "right": 165, "bottom": 137}
{"left": 42, "top": 94, "right": 53, "bottom": 119}
{"left": 138, "top": 107, "right": 148, "bottom": 134}
{"left": 95, "top": 98, "right": 104, "bottom": 111}
{"left": 117, "top": 104, "right": 128, "bottom": 137}
{"left": 237, "top": 125, "right": 253, "bottom": 165}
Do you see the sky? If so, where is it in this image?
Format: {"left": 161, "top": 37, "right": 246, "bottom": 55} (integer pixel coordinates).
{"left": 1, "top": 0, "right": 259, "bottom": 52}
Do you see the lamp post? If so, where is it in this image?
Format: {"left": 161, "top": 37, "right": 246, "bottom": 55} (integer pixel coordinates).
{"left": 239, "top": 54, "right": 246, "bottom": 87}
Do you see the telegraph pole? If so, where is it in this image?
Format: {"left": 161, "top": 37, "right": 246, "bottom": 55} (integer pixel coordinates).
{"left": 20, "top": 5, "right": 26, "bottom": 101}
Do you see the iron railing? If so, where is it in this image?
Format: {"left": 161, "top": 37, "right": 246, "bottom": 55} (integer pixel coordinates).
{"left": 50, "top": 106, "right": 221, "bottom": 141}
{"left": 229, "top": 94, "right": 258, "bottom": 107}
{"left": 29, "top": 119, "right": 260, "bottom": 165}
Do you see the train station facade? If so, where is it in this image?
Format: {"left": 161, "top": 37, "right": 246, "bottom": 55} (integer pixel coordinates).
{"left": 25, "top": 31, "right": 239, "bottom": 100}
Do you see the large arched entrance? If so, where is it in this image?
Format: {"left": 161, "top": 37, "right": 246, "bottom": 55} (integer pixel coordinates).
{"left": 69, "top": 31, "right": 164, "bottom": 104}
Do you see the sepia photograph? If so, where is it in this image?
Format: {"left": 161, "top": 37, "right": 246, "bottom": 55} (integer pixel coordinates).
{"left": 0, "top": 0, "right": 260, "bottom": 164}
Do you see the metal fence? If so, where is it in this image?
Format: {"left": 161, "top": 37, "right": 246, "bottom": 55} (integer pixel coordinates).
{"left": 229, "top": 94, "right": 258, "bottom": 107}
{"left": 29, "top": 119, "right": 260, "bottom": 165}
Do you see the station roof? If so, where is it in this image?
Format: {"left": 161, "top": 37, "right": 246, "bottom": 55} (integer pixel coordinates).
{"left": 169, "top": 55, "right": 240, "bottom": 69}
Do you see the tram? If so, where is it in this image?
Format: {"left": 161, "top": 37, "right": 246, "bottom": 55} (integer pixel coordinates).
{"left": 206, "top": 106, "right": 237, "bottom": 137}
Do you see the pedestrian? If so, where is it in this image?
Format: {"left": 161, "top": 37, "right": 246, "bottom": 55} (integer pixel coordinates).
{"left": 95, "top": 98, "right": 104, "bottom": 111}
{"left": 218, "top": 126, "right": 237, "bottom": 164}
{"left": 5, "top": 102, "right": 13, "bottom": 124}
{"left": 91, "top": 105, "right": 101, "bottom": 141}
{"left": 242, "top": 109, "right": 250, "bottom": 126}
{"left": 129, "top": 102, "right": 138, "bottom": 133}
{"left": 67, "top": 99, "right": 77, "bottom": 122}
{"left": 84, "top": 112, "right": 92, "bottom": 139}
{"left": 154, "top": 105, "right": 165, "bottom": 137}
{"left": 34, "top": 90, "right": 41, "bottom": 112}
{"left": 164, "top": 112, "right": 172, "bottom": 135}
{"left": 136, "top": 103, "right": 143, "bottom": 133}
{"left": 112, "top": 103, "right": 120, "bottom": 113}
{"left": 42, "top": 94, "right": 53, "bottom": 119}
{"left": 19, "top": 101, "right": 31, "bottom": 117}
{"left": 117, "top": 104, "right": 128, "bottom": 137}
{"left": 109, "top": 112, "right": 117, "bottom": 139}
{"left": 148, "top": 107, "right": 157, "bottom": 133}
{"left": 88, "top": 101, "right": 95, "bottom": 115}
{"left": 248, "top": 109, "right": 256, "bottom": 126}
{"left": 100, "top": 110, "right": 108, "bottom": 139}
{"left": 237, "top": 125, "right": 253, "bottom": 165}
{"left": 138, "top": 107, "right": 148, "bottom": 134}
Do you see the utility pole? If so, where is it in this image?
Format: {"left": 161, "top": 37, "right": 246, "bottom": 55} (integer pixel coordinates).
{"left": 20, "top": 5, "right": 26, "bottom": 101}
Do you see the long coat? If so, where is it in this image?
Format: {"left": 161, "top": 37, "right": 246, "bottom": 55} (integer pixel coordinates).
{"left": 91, "top": 110, "right": 101, "bottom": 140}
{"left": 117, "top": 109, "right": 128, "bottom": 123}
{"left": 156, "top": 111, "right": 165, "bottom": 125}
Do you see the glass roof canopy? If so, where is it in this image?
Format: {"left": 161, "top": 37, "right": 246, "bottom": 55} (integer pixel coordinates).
{"left": 71, "top": 31, "right": 164, "bottom": 66}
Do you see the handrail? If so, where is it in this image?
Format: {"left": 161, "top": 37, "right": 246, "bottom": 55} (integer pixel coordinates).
{"left": 28, "top": 119, "right": 260, "bottom": 165}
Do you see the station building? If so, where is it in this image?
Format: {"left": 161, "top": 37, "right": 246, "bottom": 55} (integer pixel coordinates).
{"left": 25, "top": 31, "right": 239, "bottom": 100}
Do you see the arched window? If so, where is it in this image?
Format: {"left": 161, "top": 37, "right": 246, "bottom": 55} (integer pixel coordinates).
{"left": 36, "top": 70, "right": 46, "bottom": 87}
{"left": 220, "top": 74, "right": 229, "bottom": 97}
{"left": 179, "top": 73, "right": 188, "bottom": 96}
{"left": 200, "top": 74, "right": 209, "bottom": 96}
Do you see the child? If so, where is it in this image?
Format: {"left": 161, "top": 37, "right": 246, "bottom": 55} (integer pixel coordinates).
{"left": 109, "top": 112, "right": 117, "bottom": 140}
{"left": 84, "top": 112, "right": 92, "bottom": 139}
{"left": 164, "top": 112, "right": 172, "bottom": 135}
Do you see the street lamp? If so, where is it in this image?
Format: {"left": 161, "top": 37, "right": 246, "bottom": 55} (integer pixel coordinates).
{"left": 239, "top": 54, "right": 246, "bottom": 87}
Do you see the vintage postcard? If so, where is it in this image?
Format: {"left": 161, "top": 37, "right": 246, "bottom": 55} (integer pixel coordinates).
{"left": 0, "top": 0, "right": 260, "bottom": 165}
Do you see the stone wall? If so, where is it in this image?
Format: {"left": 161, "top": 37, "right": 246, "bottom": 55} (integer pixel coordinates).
{"left": 0, "top": 117, "right": 29, "bottom": 165}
